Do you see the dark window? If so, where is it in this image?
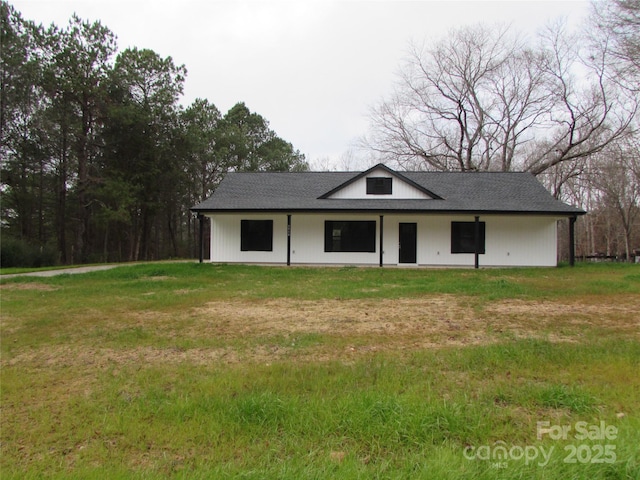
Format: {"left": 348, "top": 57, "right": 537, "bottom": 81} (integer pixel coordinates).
{"left": 451, "top": 221, "right": 486, "bottom": 254}
{"left": 324, "top": 221, "right": 376, "bottom": 252}
{"left": 241, "top": 220, "right": 273, "bottom": 251}
{"left": 366, "top": 177, "right": 392, "bottom": 195}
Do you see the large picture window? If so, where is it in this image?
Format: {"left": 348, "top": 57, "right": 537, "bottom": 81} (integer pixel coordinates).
{"left": 366, "top": 177, "right": 392, "bottom": 195}
{"left": 324, "top": 221, "right": 376, "bottom": 253}
{"left": 451, "top": 221, "right": 486, "bottom": 254}
{"left": 241, "top": 220, "right": 273, "bottom": 251}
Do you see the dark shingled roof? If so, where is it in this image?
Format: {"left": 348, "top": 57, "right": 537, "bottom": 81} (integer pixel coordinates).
{"left": 192, "top": 168, "right": 585, "bottom": 216}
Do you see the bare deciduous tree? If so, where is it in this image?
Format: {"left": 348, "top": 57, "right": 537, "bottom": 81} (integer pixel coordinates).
{"left": 590, "top": 0, "right": 640, "bottom": 92}
{"left": 526, "top": 21, "right": 637, "bottom": 176}
{"left": 593, "top": 140, "right": 640, "bottom": 260}
{"left": 364, "top": 22, "right": 637, "bottom": 180}
{"left": 366, "top": 24, "right": 543, "bottom": 172}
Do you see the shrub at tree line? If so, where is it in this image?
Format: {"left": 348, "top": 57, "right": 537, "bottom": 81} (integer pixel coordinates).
{"left": 0, "top": 238, "right": 58, "bottom": 268}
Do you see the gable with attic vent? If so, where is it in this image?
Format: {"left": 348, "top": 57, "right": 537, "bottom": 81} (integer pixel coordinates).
{"left": 324, "top": 167, "right": 436, "bottom": 200}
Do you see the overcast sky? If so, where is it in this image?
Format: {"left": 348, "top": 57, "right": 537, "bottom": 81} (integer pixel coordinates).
{"left": 12, "top": 0, "right": 591, "bottom": 169}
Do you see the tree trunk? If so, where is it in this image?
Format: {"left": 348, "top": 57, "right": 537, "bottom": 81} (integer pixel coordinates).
{"left": 57, "top": 131, "right": 69, "bottom": 264}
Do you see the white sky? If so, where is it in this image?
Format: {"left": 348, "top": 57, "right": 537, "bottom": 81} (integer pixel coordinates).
{"left": 12, "top": 0, "right": 591, "bottom": 169}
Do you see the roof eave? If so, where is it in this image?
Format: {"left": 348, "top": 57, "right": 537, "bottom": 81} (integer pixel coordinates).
{"left": 191, "top": 207, "right": 586, "bottom": 216}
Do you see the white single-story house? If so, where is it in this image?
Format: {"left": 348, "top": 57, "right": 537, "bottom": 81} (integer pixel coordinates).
{"left": 191, "top": 164, "right": 585, "bottom": 267}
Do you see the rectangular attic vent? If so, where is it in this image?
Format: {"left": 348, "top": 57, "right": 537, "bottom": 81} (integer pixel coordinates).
{"left": 366, "top": 177, "right": 392, "bottom": 195}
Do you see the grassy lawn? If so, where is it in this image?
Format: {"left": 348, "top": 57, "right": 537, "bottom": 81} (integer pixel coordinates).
{"left": 1, "top": 263, "right": 639, "bottom": 479}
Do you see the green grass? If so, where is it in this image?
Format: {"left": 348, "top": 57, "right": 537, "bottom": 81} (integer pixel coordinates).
{"left": 1, "top": 263, "right": 639, "bottom": 479}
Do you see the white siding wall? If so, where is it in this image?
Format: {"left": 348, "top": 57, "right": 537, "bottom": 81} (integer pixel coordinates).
{"left": 208, "top": 213, "right": 559, "bottom": 267}
{"left": 489, "top": 216, "right": 558, "bottom": 266}
{"left": 329, "top": 168, "right": 431, "bottom": 199}
{"left": 387, "top": 215, "right": 558, "bottom": 267}
{"left": 207, "top": 214, "right": 288, "bottom": 263}
{"left": 291, "top": 214, "right": 380, "bottom": 264}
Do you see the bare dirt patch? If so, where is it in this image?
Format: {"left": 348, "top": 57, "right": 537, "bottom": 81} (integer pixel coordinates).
{"left": 485, "top": 298, "right": 640, "bottom": 318}
{"left": 191, "top": 297, "right": 475, "bottom": 336}
{"left": 484, "top": 297, "right": 640, "bottom": 335}
{"left": 0, "top": 283, "right": 59, "bottom": 291}
{"left": 191, "top": 296, "right": 639, "bottom": 334}
{"left": 4, "top": 295, "right": 638, "bottom": 368}
{"left": 4, "top": 345, "right": 239, "bottom": 368}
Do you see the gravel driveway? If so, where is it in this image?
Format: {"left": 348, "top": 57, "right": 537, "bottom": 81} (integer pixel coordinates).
{"left": 1, "top": 265, "right": 122, "bottom": 279}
